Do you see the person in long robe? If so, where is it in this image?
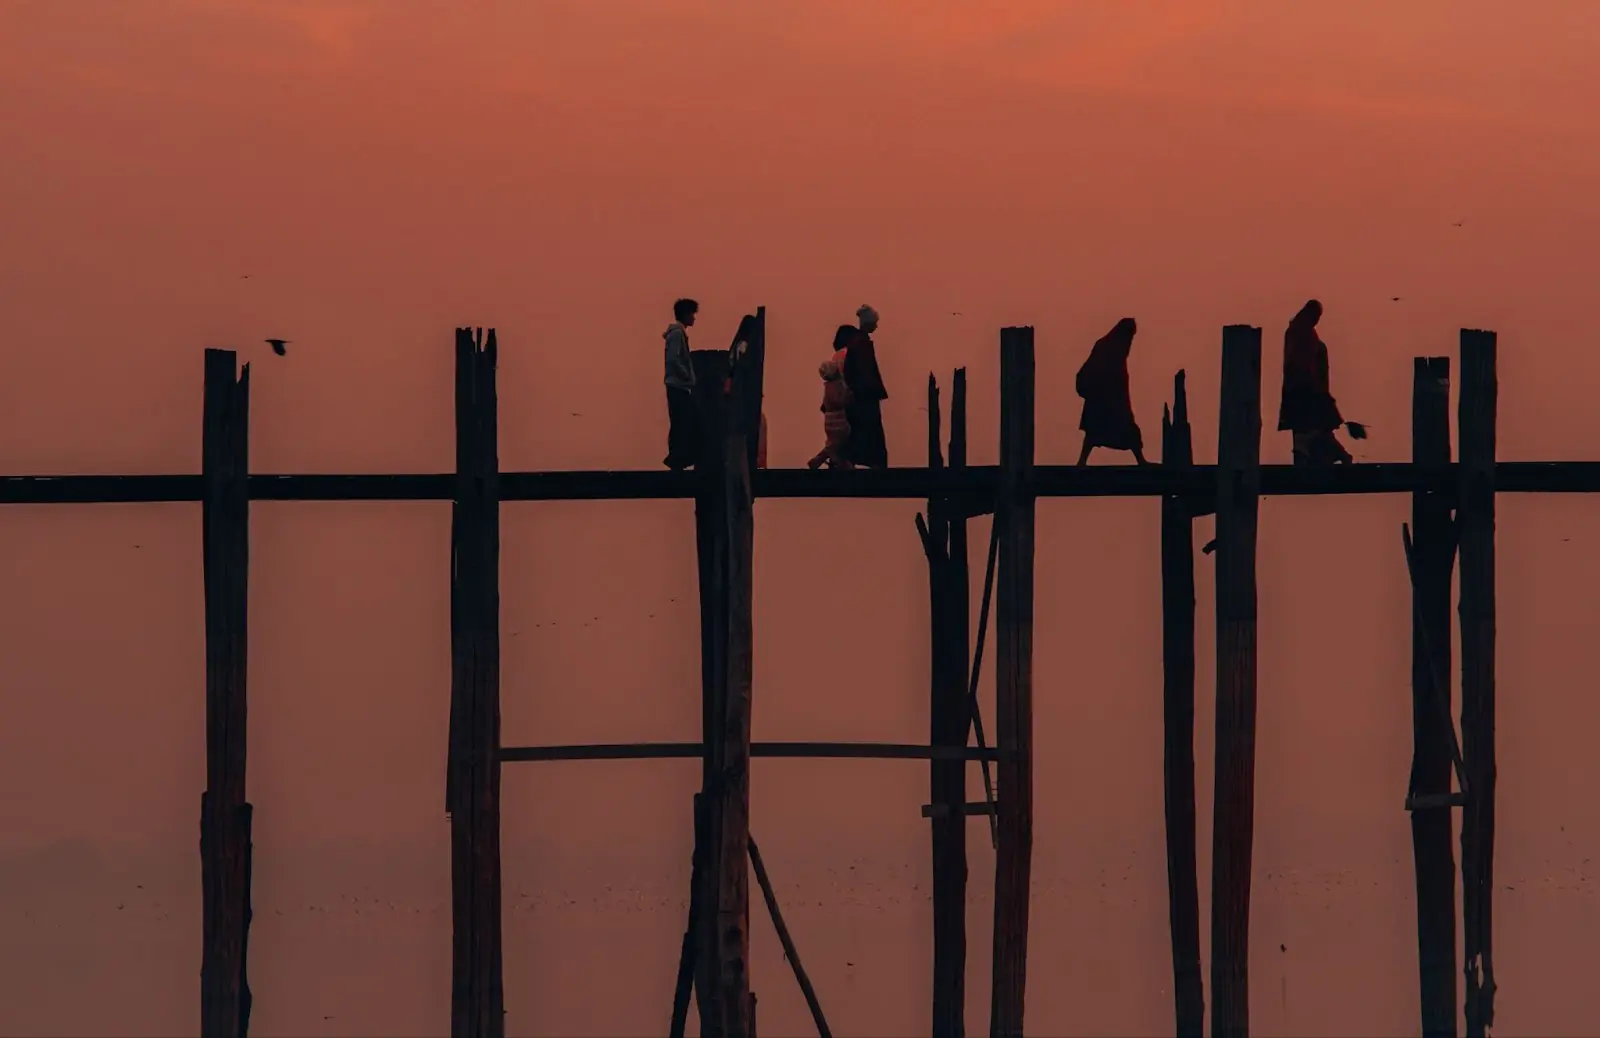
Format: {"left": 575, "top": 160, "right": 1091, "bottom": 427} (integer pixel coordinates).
{"left": 1277, "top": 299, "right": 1352, "bottom": 466}
{"left": 840, "top": 305, "right": 889, "bottom": 467}
{"left": 1074, "top": 317, "right": 1149, "bottom": 465}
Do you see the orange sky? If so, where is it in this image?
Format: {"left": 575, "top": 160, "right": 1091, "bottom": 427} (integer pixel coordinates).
{"left": 1, "top": 2, "right": 1599, "bottom": 1035}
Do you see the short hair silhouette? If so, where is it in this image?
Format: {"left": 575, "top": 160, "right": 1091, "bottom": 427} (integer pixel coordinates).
{"left": 673, "top": 298, "right": 699, "bottom": 323}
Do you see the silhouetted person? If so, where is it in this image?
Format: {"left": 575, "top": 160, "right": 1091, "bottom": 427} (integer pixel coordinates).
{"left": 1277, "top": 299, "right": 1353, "bottom": 465}
{"left": 727, "top": 314, "right": 767, "bottom": 468}
{"left": 663, "top": 297, "right": 699, "bottom": 470}
{"left": 807, "top": 348, "right": 853, "bottom": 469}
{"left": 840, "top": 305, "right": 889, "bottom": 467}
{"left": 1074, "top": 317, "right": 1149, "bottom": 465}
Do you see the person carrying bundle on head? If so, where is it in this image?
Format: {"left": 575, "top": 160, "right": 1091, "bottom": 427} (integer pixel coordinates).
{"left": 840, "top": 305, "right": 889, "bottom": 468}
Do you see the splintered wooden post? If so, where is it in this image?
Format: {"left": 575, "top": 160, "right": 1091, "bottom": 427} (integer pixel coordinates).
{"left": 711, "top": 307, "right": 765, "bottom": 1038}
{"left": 448, "top": 328, "right": 505, "bottom": 1038}
{"left": 1458, "top": 331, "right": 1497, "bottom": 1037}
{"left": 990, "top": 327, "right": 1035, "bottom": 1038}
{"left": 1410, "top": 356, "right": 1458, "bottom": 1038}
{"left": 1210, "top": 325, "right": 1262, "bottom": 1038}
{"left": 1160, "top": 370, "right": 1204, "bottom": 1038}
{"left": 691, "top": 345, "right": 733, "bottom": 1031}
{"left": 200, "top": 348, "right": 254, "bottom": 1038}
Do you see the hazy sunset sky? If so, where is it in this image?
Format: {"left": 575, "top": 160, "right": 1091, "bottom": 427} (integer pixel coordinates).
{"left": 2, "top": 2, "right": 1599, "bottom": 1035}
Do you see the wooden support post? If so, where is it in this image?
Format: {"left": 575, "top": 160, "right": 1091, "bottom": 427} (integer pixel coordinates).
{"left": 200, "top": 348, "right": 253, "bottom": 1038}
{"left": 922, "top": 371, "right": 969, "bottom": 1038}
{"left": 989, "top": 327, "right": 1035, "bottom": 1038}
{"left": 1210, "top": 325, "right": 1262, "bottom": 1038}
{"left": 701, "top": 308, "right": 764, "bottom": 1038}
{"left": 1409, "top": 356, "right": 1458, "bottom": 1038}
{"left": 670, "top": 792, "right": 710, "bottom": 1038}
{"left": 1160, "top": 370, "right": 1204, "bottom": 1038}
{"left": 748, "top": 836, "right": 833, "bottom": 1038}
{"left": 448, "top": 328, "right": 505, "bottom": 1038}
{"left": 691, "top": 345, "right": 733, "bottom": 1032}
{"left": 1458, "top": 330, "right": 1497, "bottom": 1037}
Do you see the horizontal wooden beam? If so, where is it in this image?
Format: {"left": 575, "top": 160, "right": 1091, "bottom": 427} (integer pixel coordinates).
{"left": 1, "top": 461, "right": 1598, "bottom": 504}
{"left": 921, "top": 801, "right": 998, "bottom": 819}
{"left": 500, "top": 741, "right": 1015, "bottom": 763}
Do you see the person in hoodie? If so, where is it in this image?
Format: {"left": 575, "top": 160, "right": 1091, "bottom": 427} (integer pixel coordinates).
{"left": 662, "top": 297, "right": 699, "bottom": 470}
{"left": 840, "top": 304, "right": 889, "bottom": 467}
{"left": 1277, "top": 298, "right": 1353, "bottom": 466}
{"left": 1074, "top": 316, "right": 1149, "bottom": 465}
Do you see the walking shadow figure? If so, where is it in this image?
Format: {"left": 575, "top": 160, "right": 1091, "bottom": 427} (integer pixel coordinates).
{"left": 1277, "top": 299, "right": 1367, "bottom": 465}
{"left": 1075, "top": 317, "right": 1150, "bottom": 465}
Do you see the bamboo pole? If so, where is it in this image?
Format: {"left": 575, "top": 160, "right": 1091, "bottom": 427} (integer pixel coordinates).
{"left": 1160, "top": 370, "right": 1204, "bottom": 1038}
{"left": 199, "top": 348, "right": 254, "bottom": 1038}
{"left": 1210, "top": 325, "right": 1262, "bottom": 1038}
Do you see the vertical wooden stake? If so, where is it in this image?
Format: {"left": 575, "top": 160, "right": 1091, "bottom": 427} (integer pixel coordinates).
{"left": 923, "top": 371, "right": 968, "bottom": 1038}
{"left": 1457, "top": 331, "right": 1497, "bottom": 1037}
{"left": 709, "top": 308, "right": 764, "bottom": 1038}
{"left": 449, "top": 328, "right": 505, "bottom": 1038}
{"left": 989, "top": 327, "right": 1035, "bottom": 1038}
{"left": 1410, "top": 356, "right": 1459, "bottom": 1037}
{"left": 1160, "top": 370, "right": 1204, "bottom": 1038}
{"left": 1210, "top": 325, "right": 1262, "bottom": 1038}
{"left": 691, "top": 345, "right": 733, "bottom": 1033}
{"left": 200, "top": 348, "right": 253, "bottom": 1038}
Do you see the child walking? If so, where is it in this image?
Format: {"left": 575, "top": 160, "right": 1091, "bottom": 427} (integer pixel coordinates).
{"left": 808, "top": 351, "right": 854, "bottom": 470}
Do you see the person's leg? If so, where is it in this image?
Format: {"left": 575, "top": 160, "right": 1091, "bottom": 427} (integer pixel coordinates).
{"left": 1076, "top": 435, "right": 1094, "bottom": 466}
{"left": 665, "top": 387, "right": 697, "bottom": 469}
{"left": 1131, "top": 445, "right": 1149, "bottom": 465}
{"left": 1291, "top": 431, "right": 1313, "bottom": 466}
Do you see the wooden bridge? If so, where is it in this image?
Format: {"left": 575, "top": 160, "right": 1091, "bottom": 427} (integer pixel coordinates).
{"left": 7, "top": 312, "right": 1575, "bottom": 1037}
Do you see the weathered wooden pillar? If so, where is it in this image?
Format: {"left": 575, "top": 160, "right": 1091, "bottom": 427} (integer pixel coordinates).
{"left": 1210, "top": 325, "right": 1261, "bottom": 1038}
{"left": 921, "top": 370, "right": 969, "bottom": 1038}
{"left": 1457, "top": 330, "right": 1497, "bottom": 1037}
{"left": 200, "top": 348, "right": 254, "bottom": 1038}
{"left": 448, "top": 327, "right": 505, "bottom": 1038}
{"left": 695, "top": 309, "right": 765, "bottom": 1038}
{"left": 1409, "top": 356, "right": 1459, "bottom": 1037}
{"left": 691, "top": 344, "right": 733, "bottom": 1032}
{"left": 1160, "top": 370, "right": 1204, "bottom": 1038}
{"left": 990, "top": 327, "right": 1035, "bottom": 1038}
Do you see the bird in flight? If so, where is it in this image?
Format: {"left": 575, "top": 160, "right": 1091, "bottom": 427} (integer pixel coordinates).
{"left": 266, "top": 338, "right": 290, "bottom": 356}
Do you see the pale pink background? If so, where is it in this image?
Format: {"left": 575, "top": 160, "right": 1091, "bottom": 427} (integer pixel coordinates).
{"left": 2, "top": 2, "right": 1598, "bottom": 1034}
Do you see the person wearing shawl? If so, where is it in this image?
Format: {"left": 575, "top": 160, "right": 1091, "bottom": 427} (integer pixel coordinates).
{"left": 1277, "top": 299, "right": 1353, "bottom": 466}
{"left": 840, "top": 304, "right": 889, "bottom": 468}
{"left": 1074, "top": 317, "right": 1149, "bottom": 465}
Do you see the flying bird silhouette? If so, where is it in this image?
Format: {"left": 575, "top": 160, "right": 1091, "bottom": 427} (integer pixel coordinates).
{"left": 265, "top": 338, "right": 290, "bottom": 356}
